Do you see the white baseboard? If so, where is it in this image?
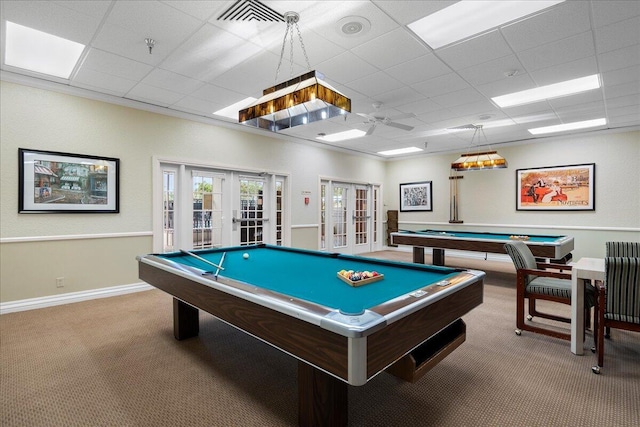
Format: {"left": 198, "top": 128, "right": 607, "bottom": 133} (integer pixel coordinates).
{"left": 0, "top": 282, "right": 153, "bottom": 314}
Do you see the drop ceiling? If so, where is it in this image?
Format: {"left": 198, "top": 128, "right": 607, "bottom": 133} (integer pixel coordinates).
{"left": 1, "top": 1, "right": 639, "bottom": 158}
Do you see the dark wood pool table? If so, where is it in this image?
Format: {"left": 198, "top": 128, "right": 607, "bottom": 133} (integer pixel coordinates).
{"left": 391, "top": 229, "right": 574, "bottom": 266}
{"left": 137, "top": 244, "right": 484, "bottom": 426}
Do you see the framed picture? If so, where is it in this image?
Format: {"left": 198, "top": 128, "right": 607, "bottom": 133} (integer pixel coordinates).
{"left": 516, "top": 163, "right": 595, "bottom": 211}
{"left": 400, "top": 181, "right": 433, "bottom": 212}
{"left": 19, "top": 148, "right": 120, "bottom": 213}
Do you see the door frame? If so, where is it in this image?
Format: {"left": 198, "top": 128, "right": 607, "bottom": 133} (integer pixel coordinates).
{"left": 318, "top": 176, "right": 383, "bottom": 255}
{"left": 152, "top": 156, "right": 291, "bottom": 253}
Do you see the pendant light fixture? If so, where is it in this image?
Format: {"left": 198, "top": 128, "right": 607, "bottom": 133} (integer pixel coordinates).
{"left": 239, "top": 11, "right": 351, "bottom": 132}
{"left": 451, "top": 125, "right": 507, "bottom": 171}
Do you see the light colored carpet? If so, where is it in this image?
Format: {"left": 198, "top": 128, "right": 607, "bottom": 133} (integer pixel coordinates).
{"left": 1, "top": 250, "right": 638, "bottom": 426}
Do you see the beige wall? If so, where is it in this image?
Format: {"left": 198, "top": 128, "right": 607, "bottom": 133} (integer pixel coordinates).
{"left": 2, "top": 80, "right": 638, "bottom": 305}
{"left": 0, "top": 81, "right": 386, "bottom": 303}
{"left": 384, "top": 130, "right": 640, "bottom": 260}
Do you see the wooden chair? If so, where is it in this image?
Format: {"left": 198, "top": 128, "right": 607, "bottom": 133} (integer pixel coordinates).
{"left": 592, "top": 257, "right": 640, "bottom": 374}
{"left": 504, "top": 241, "right": 595, "bottom": 340}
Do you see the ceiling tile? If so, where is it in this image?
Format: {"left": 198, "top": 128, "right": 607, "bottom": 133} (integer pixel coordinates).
{"left": 126, "top": 82, "right": 185, "bottom": 106}
{"left": 595, "top": 16, "right": 640, "bottom": 53}
{"left": 160, "top": 24, "right": 264, "bottom": 81}
{"left": 396, "top": 97, "right": 442, "bottom": 115}
{"left": 1, "top": 0, "right": 105, "bottom": 43}
{"left": 602, "top": 64, "right": 640, "bottom": 86}
{"left": 437, "top": 30, "right": 513, "bottom": 70}
{"left": 431, "top": 88, "right": 486, "bottom": 108}
{"left": 384, "top": 53, "right": 451, "bottom": 85}
{"left": 163, "top": 0, "right": 230, "bottom": 21}
{"left": 71, "top": 69, "right": 137, "bottom": 97}
{"left": 518, "top": 31, "right": 595, "bottom": 72}
{"left": 315, "top": 51, "right": 379, "bottom": 84}
{"left": 597, "top": 44, "right": 640, "bottom": 72}
{"left": 457, "top": 55, "right": 526, "bottom": 86}
{"left": 591, "top": 0, "right": 640, "bottom": 28}
{"left": 529, "top": 56, "right": 598, "bottom": 86}
{"left": 141, "top": 69, "right": 205, "bottom": 94}
{"left": 351, "top": 28, "right": 428, "bottom": 70}
{"left": 374, "top": 86, "right": 424, "bottom": 108}
{"left": 547, "top": 89, "right": 604, "bottom": 109}
{"left": 475, "top": 73, "right": 536, "bottom": 98}
{"left": 300, "top": 1, "right": 399, "bottom": 50}
{"left": 413, "top": 73, "right": 469, "bottom": 98}
{"left": 79, "top": 49, "right": 154, "bottom": 81}
{"left": 347, "top": 71, "right": 404, "bottom": 97}
{"left": 172, "top": 96, "right": 225, "bottom": 117}
{"left": 501, "top": 1, "right": 591, "bottom": 52}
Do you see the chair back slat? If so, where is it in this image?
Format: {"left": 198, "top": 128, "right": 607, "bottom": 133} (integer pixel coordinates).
{"left": 504, "top": 241, "right": 537, "bottom": 284}
{"left": 605, "top": 257, "right": 640, "bottom": 325}
{"left": 606, "top": 242, "right": 640, "bottom": 257}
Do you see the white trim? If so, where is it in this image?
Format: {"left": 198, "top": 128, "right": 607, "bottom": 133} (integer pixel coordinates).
{"left": 0, "top": 231, "right": 152, "bottom": 244}
{"left": 292, "top": 224, "right": 319, "bottom": 229}
{"left": 397, "top": 221, "right": 640, "bottom": 233}
{"left": 0, "top": 282, "right": 153, "bottom": 314}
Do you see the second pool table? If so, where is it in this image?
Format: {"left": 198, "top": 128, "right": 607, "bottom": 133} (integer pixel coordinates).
{"left": 391, "top": 229, "right": 574, "bottom": 266}
{"left": 138, "top": 244, "right": 484, "bottom": 426}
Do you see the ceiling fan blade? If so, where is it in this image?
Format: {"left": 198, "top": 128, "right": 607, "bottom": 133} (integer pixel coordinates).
{"left": 356, "top": 113, "right": 376, "bottom": 120}
{"left": 385, "top": 122, "right": 414, "bottom": 131}
{"left": 366, "top": 123, "right": 377, "bottom": 135}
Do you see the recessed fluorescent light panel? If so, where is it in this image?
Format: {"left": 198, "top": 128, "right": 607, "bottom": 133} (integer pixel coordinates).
{"left": 408, "top": 1, "right": 564, "bottom": 49}
{"left": 214, "top": 97, "right": 257, "bottom": 119}
{"left": 317, "top": 129, "right": 366, "bottom": 142}
{"left": 528, "top": 118, "right": 606, "bottom": 135}
{"left": 377, "top": 147, "right": 423, "bottom": 156}
{"left": 492, "top": 74, "right": 601, "bottom": 108}
{"left": 4, "top": 21, "right": 85, "bottom": 79}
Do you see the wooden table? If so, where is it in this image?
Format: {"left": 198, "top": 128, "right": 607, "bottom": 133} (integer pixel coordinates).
{"left": 571, "top": 257, "right": 605, "bottom": 355}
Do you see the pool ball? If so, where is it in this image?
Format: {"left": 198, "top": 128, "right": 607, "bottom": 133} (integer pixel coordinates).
{"left": 243, "top": 253, "right": 249, "bottom": 259}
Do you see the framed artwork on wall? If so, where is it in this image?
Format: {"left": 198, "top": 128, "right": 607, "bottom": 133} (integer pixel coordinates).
{"left": 19, "top": 148, "right": 120, "bottom": 213}
{"left": 516, "top": 163, "right": 595, "bottom": 211}
{"left": 400, "top": 181, "right": 433, "bottom": 212}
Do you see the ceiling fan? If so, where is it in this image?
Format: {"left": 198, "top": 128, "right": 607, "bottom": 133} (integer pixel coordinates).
{"left": 357, "top": 102, "right": 415, "bottom": 135}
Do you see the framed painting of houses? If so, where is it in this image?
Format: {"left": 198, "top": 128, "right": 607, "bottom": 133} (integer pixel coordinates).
{"left": 18, "top": 148, "right": 119, "bottom": 213}
{"left": 516, "top": 163, "right": 595, "bottom": 211}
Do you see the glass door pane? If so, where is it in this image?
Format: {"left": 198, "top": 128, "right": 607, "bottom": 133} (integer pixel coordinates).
{"left": 162, "top": 170, "right": 175, "bottom": 252}
{"left": 354, "top": 186, "right": 368, "bottom": 246}
{"left": 192, "top": 173, "right": 223, "bottom": 249}
{"left": 239, "top": 178, "right": 265, "bottom": 245}
{"left": 332, "top": 184, "right": 348, "bottom": 249}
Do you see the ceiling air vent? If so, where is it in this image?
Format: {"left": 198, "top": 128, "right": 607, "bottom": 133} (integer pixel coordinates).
{"left": 218, "top": 0, "right": 284, "bottom": 22}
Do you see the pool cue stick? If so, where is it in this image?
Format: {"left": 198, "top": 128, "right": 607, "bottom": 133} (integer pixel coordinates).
{"left": 180, "top": 249, "right": 225, "bottom": 271}
{"left": 450, "top": 178, "right": 453, "bottom": 221}
{"left": 214, "top": 252, "right": 226, "bottom": 278}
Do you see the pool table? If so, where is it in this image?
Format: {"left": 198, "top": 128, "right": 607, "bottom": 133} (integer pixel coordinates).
{"left": 137, "top": 244, "right": 484, "bottom": 426}
{"left": 391, "top": 229, "right": 574, "bottom": 266}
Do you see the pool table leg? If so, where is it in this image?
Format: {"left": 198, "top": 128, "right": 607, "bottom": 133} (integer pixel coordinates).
{"left": 412, "top": 247, "right": 425, "bottom": 264}
{"left": 432, "top": 248, "right": 445, "bottom": 266}
{"left": 173, "top": 298, "right": 199, "bottom": 340}
{"left": 297, "top": 361, "right": 347, "bottom": 427}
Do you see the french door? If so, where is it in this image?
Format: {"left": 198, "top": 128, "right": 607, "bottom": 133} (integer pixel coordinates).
{"left": 156, "top": 162, "right": 287, "bottom": 253}
{"left": 320, "top": 180, "right": 381, "bottom": 255}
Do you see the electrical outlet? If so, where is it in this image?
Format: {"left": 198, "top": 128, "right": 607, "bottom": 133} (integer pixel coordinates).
{"left": 56, "top": 277, "right": 64, "bottom": 288}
